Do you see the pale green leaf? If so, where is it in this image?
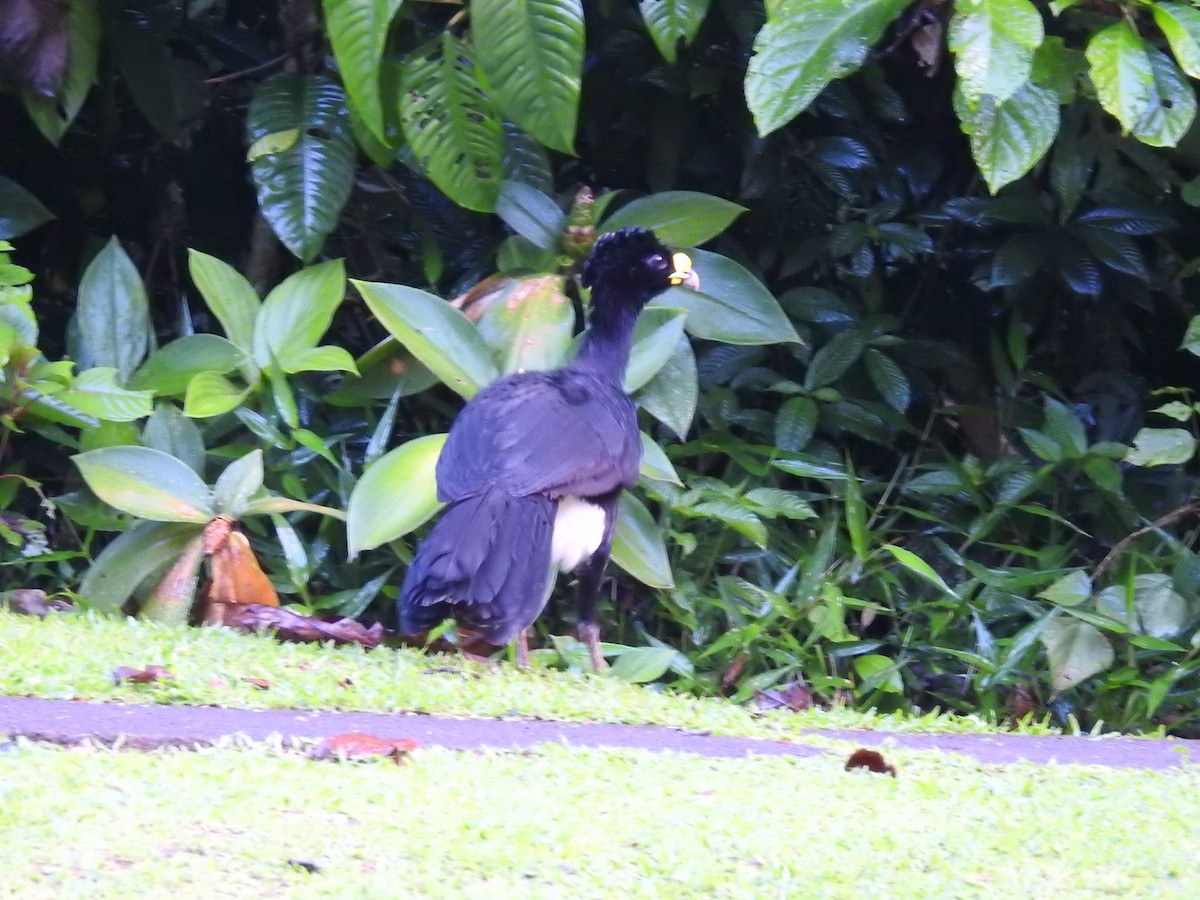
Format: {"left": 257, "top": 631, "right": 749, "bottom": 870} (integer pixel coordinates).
{"left": 183, "top": 371, "right": 252, "bottom": 418}
{"left": 1152, "top": 2, "right": 1200, "bottom": 79}
{"left": 0, "top": 176, "right": 54, "bottom": 239}
{"left": 954, "top": 80, "right": 1059, "bottom": 193}
{"left": 640, "top": 0, "right": 711, "bottom": 63}
{"left": 1041, "top": 617, "right": 1114, "bottom": 690}
{"left": 347, "top": 433, "right": 447, "bottom": 556}
{"left": 476, "top": 274, "right": 575, "bottom": 375}
{"left": 601, "top": 191, "right": 746, "bottom": 246}
{"left": 78, "top": 521, "right": 202, "bottom": 615}
{"left": 611, "top": 492, "right": 674, "bottom": 588}
{"left": 59, "top": 368, "right": 154, "bottom": 422}
{"left": 73, "top": 446, "right": 214, "bottom": 523}
{"left": 252, "top": 259, "right": 346, "bottom": 371}
{"left": 186, "top": 250, "right": 261, "bottom": 374}
{"left": 323, "top": 0, "right": 405, "bottom": 141}
{"left": 212, "top": 450, "right": 265, "bottom": 518}
{"left": 625, "top": 308, "right": 688, "bottom": 392}
{"left": 75, "top": 238, "right": 150, "bottom": 384}
{"left": 130, "top": 335, "right": 247, "bottom": 396}
{"left": 1125, "top": 427, "right": 1196, "bottom": 466}
{"left": 1086, "top": 23, "right": 1153, "bottom": 137}
{"left": 948, "top": 0, "right": 1044, "bottom": 102}
{"left": 639, "top": 432, "right": 683, "bottom": 486}
{"left": 635, "top": 334, "right": 697, "bottom": 440}
{"left": 496, "top": 181, "right": 564, "bottom": 251}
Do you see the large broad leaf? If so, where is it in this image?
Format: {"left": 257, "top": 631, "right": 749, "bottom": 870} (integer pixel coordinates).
{"left": 1096, "top": 575, "right": 1188, "bottom": 639}
{"left": 1125, "top": 427, "right": 1197, "bottom": 466}
{"left": 58, "top": 368, "right": 153, "bottom": 422}
{"left": 640, "top": 0, "right": 712, "bottom": 63}
{"left": 745, "top": 0, "right": 910, "bottom": 135}
{"left": 611, "top": 492, "right": 674, "bottom": 588}
{"left": 948, "top": 0, "right": 1044, "bottom": 103}
{"left": 212, "top": 450, "right": 265, "bottom": 519}
{"left": 601, "top": 191, "right": 746, "bottom": 246}
{"left": 183, "top": 371, "right": 252, "bottom": 418}
{"left": 252, "top": 259, "right": 346, "bottom": 371}
{"left": 73, "top": 446, "right": 215, "bottom": 523}
{"left": 347, "top": 433, "right": 447, "bottom": 556}
{"left": 495, "top": 181, "right": 564, "bottom": 251}
{"left": 608, "top": 645, "right": 677, "bottom": 684}
{"left": 187, "top": 250, "right": 260, "bottom": 376}
{"left": 74, "top": 238, "right": 150, "bottom": 384}
{"left": 130, "top": 335, "right": 247, "bottom": 396}
{"left": 652, "top": 249, "right": 799, "bottom": 344}
{"left": 78, "top": 521, "right": 202, "bottom": 615}
{"left": 1153, "top": 2, "right": 1200, "bottom": 79}
{"left": 636, "top": 334, "right": 697, "bottom": 440}
{"left": 804, "top": 329, "right": 863, "bottom": 390}
{"left": 0, "top": 176, "right": 54, "bottom": 239}
{"left": 323, "top": 0, "right": 405, "bottom": 141}
{"left": 330, "top": 338, "right": 441, "bottom": 403}
{"left": 476, "top": 274, "right": 575, "bottom": 374}
{"left": 1040, "top": 617, "right": 1114, "bottom": 691}
{"left": 353, "top": 280, "right": 499, "bottom": 398}
{"left": 142, "top": 403, "right": 206, "bottom": 475}
{"left": 1130, "top": 49, "right": 1196, "bottom": 148}
{"left": 247, "top": 74, "right": 356, "bottom": 262}
{"left": 472, "top": 0, "right": 584, "bottom": 154}
{"left": 502, "top": 124, "right": 554, "bottom": 194}
{"left": 400, "top": 33, "right": 504, "bottom": 212}
{"left": 625, "top": 308, "right": 688, "bottom": 392}
{"left": 954, "top": 80, "right": 1059, "bottom": 193}
{"left": 22, "top": 0, "right": 101, "bottom": 145}
{"left": 639, "top": 432, "right": 683, "bottom": 486}
{"left": 1086, "top": 23, "right": 1153, "bottom": 138}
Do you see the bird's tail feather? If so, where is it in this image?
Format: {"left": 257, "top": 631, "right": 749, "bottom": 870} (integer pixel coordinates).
{"left": 397, "top": 487, "right": 555, "bottom": 644}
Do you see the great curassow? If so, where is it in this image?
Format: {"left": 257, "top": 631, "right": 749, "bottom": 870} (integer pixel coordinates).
{"left": 397, "top": 227, "right": 700, "bottom": 669}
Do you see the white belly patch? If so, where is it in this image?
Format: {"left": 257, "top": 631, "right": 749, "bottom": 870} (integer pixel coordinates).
{"left": 551, "top": 496, "right": 606, "bottom": 572}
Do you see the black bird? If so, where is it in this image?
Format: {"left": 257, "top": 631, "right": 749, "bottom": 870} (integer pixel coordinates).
{"left": 397, "top": 227, "right": 699, "bottom": 669}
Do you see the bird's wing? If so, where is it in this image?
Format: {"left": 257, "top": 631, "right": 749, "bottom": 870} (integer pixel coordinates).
{"left": 435, "top": 370, "right": 641, "bottom": 501}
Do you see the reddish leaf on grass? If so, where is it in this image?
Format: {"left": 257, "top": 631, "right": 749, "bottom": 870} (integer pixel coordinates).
{"left": 0, "top": 589, "right": 71, "bottom": 618}
{"left": 241, "top": 677, "right": 272, "bottom": 689}
{"left": 112, "top": 665, "right": 173, "bottom": 685}
{"left": 217, "top": 603, "right": 386, "bottom": 649}
{"left": 845, "top": 748, "right": 897, "bottom": 777}
{"left": 309, "top": 732, "right": 420, "bottom": 763}
{"left": 751, "top": 680, "right": 815, "bottom": 712}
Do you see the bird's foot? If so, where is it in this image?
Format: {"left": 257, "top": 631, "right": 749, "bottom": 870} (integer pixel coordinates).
{"left": 578, "top": 620, "right": 608, "bottom": 672}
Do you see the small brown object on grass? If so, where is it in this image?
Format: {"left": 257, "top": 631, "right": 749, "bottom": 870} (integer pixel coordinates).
{"left": 112, "top": 665, "right": 173, "bottom": 685}
{"left": 845, "top": 748, "right": 897, "bottom": 777}
{"left": 309, "top": 732, "right": 420, "bottom": 764}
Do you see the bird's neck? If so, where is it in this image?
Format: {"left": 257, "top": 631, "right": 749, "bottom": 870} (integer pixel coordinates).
{"left": 571, "top": 290, "right": 641, "bottom": 383}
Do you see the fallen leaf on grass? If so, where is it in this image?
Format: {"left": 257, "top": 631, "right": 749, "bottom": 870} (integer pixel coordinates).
{"left": 0, "top": 589, "right": 71, "bottom": 618}
{"left": 309, "top": 732, "right": 420, "bottom": 763}
{"left": 216, "top": 604, "right": 385, "bottom": 649}
{"left": 844, "top": 748, "right": 897, "bottom": 777}
{"left": 112, "top": 665, "right": 173, "bottom": 685}
{"left": 751, "top": 680, "right": 815, "bottom": 712}
{"left": 241, "top": 677, "right": 272, "bottom": 690}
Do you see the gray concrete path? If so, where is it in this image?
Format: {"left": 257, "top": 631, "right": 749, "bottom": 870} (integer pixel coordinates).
{"left": 0, "top": 695, "right": 1194, "bottom": 769}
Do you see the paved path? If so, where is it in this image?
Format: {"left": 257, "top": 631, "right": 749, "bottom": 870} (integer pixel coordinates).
{"left": 0, "top": 696, "right": 1194, "bottom": 769}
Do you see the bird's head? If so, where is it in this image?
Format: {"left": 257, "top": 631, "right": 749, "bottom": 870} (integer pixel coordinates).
{"left": 581, "top": 227, "right": 700, "bottom": 308}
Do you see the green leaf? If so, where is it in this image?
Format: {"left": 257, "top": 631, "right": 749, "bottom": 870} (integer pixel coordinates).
{"left": 1086, "top": 23, "right": 1153, "bottom": 137}
{"left": 496, "top": 181, "right": 564, "bottom": 251}
{"left": 0, "top": 176, "right": 54, "bottom": 239}
{"left": 400, "top": 33, "right": 504, "bottom": 212}
{"left": 635, "top": 334, "right": 698, "bottom": 440}
{"left": 252, "top": 260, "right": 346, "bottom": 371}
{"left": 472, "top": 0, "right": 585, "bottom": 154}
{"left": 78, "top": 521, "right": 202, "bottom": 616}
{"left": 187, "top": 251, "right": 261, "bottom": 378}
{"left": 745, "top": 0, "right": 910, "bottom": 135}
{"left": 744, "top": 487, "right": 815, "bottom": 520}
{"left": 1153, "top": 2, "right": 1200, "bottom": 79}
{"left": 353, "top": 280, "right": 500, "bottom": 398}
{"left": 948, "top": 0, "right": 1044, "bottom": 103}
{"left": 347, "top": 433, "right": 447, "bottom": 556}
{"left": 22, "top": 0, "right": 101, "bottom": 145}
{"left": 246, "top": 129, "right": 300, "bottom": 161}
{"left": 1096, "top": 575, "right": 1188, "bottom": 638}
{"left": 267, "top": 355, "right": 300, "bottom": 429}
{"left": 775, "top": 396, "right": 818, "bottom": 452}
{"left": 247, "top": 74, "right": 356, "bottom": 262}
{"left": 59, "top": 368, "right": 154, "bottom": 422}
{"left": 954, "top": 80, "right": 1059, "bottom": 193}
{"left": 654, "top": 249, "right": 800, "bottom": 344}
{"left": 183, "top": 371, "right": 252, "bottom": 419}
{"left": 476, "top": 275, "right": 575, "bottom": 375}
{"left": 804, "top": 330, "right": 863, "bottom": 390}
{"left": 687, "top": 498, "right": 768, "bottom": 546}
{"left": 1037, "top": 570, "right": 1091, "bottom": 607}
{"left": 639, "top": 432, "right": 683, "bottom": 486}
{"left": 130, "top": 335, "right": 247, "bottom": 396}
{"left": 608, "top": 645, "right": 676, "bottom": 683}
{"left": 1042, "top": 397, "right": 1087, "bottom": 456}
{"left": 323, "top": 0, "right": 405, "bottom": 141}
{"left": 212, "top": 450, "right": 265, "bottom": 519}
{"left": 75, "top": 238, "right": 150, "bottom": 384}
{"left": 1182, "top": 315, "right": 1200, "bottom": 357}
{"left": 625, "top": 308, "right": 688, "bottom": 392}
{"left": 240, "top": 496, "right": 346, "bottom": 520}
{"left": 73, "top": 446, "right": 215, "bottom": 523}
{"left": 843, "top": 458, "right": 868, "bottom": 561}
{"left": 502, "top": 124, "right": 554, "bottom": 194}
{"left": 1041, "top": 617, "right": 1114, "bottom": 690}
{"left": 881, "top": 544, "right": 959, "bottom": 599}
{"left": 109, "top": 19, "right": 205, "bottom": 142}
{"left": 279, "top": 345, "right": 359, "bottom": 375}
{"left": 1018, "top": 427, "right": 1063, "bottom": 462}
{"left": 142, "top": 403, "right": 206, "bottom": 475}
{"left": 863, "top": 349, "right": 910, "bottom": 412}
{"left": 612, "top": 492, "right": 674, "bottom": 588}
{"left": 601, "top": 191, "right": 746, "bottom": 246}
{"left": 1130, "top": 47, "right": 1196, "bottom": 148}
{"left": 853, "top": 654, "right": 903, "bottom": 694}
{"left": 18, "top": 387, "right": 98, "bottom": 429}
{"left": 1125, "top": 427, "right": 1196, "bottom": 466}
{"left": 331, "top": 338, "right": 440, "bottom": 403}
{"left": 640, "top": 0, "right": 712, "bottom": 63}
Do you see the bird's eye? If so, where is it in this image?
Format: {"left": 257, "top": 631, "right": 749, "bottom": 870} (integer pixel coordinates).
{"left": 648, "top": 254, "right": 665, "bottom": 266}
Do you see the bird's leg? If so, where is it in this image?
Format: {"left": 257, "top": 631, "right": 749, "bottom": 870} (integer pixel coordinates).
{"left": 575, "top": 492, "right": 620, "bottom": 673}
{"left": 515, "top": 628, "right": 531, "bottom": 669}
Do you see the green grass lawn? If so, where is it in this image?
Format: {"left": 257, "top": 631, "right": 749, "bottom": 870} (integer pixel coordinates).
{"left": 1, "top": 737, "right": 1196, "bottom": 898}
{"left": 0, "top": 609, "right": 1052, "bottom": 740}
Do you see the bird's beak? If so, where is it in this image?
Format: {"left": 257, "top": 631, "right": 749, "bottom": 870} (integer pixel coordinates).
{"left": 668, "top": 252, "right": 700, "bottom": 290}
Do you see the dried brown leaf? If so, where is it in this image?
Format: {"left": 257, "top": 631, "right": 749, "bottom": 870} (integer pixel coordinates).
{"left": 309, "top": 732, "right": 419, "bottom": 763}
{"left": 217, "top": 604, "right": 386, "bottom": 649}
{"left": 241, "top": 677, "right": 272, "bottom": 690}
{"left": 0, "top": 589, "right": 71, "bottom": 618}
{"left": 845, "top": 748, "right": 897, "bottom": 777}
{"left": 112, "top": 665, "right": 173, "bottom": 685}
